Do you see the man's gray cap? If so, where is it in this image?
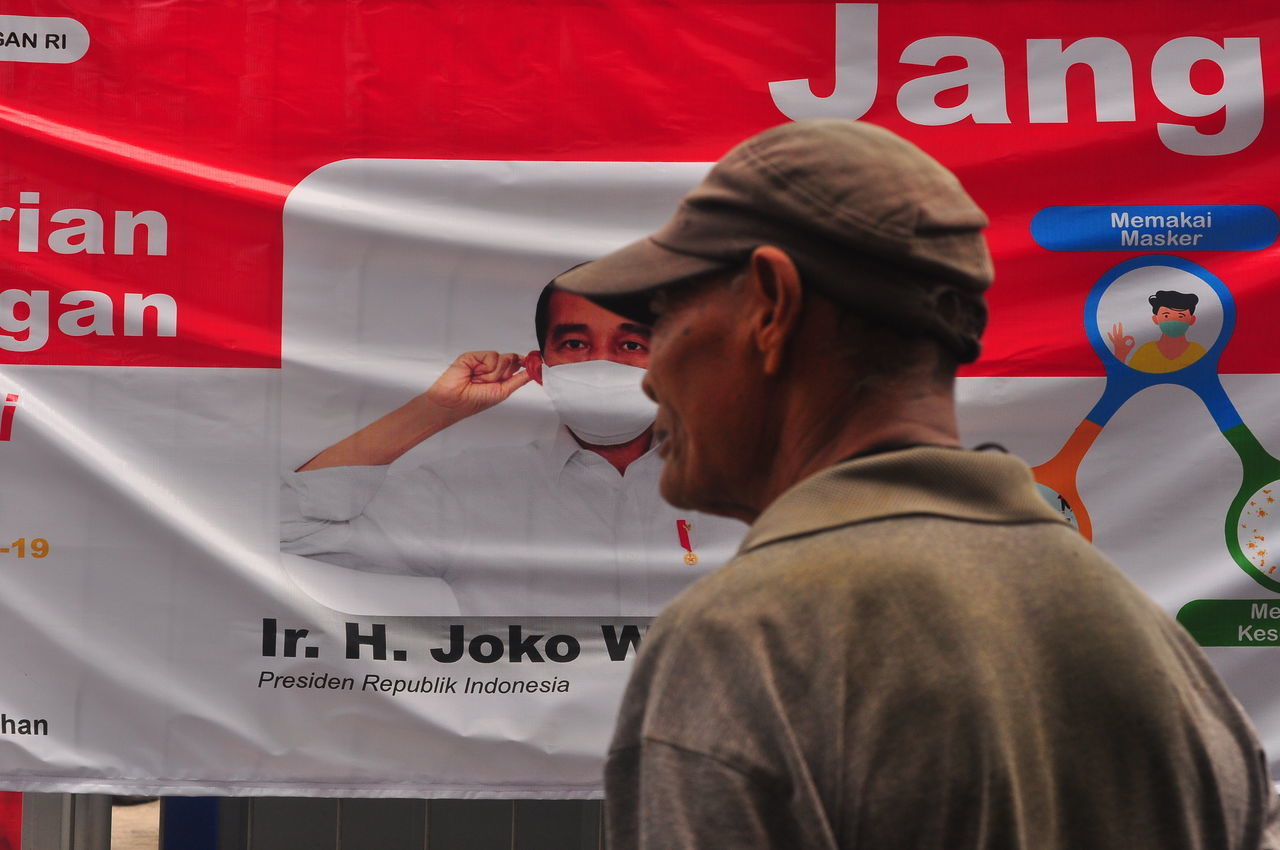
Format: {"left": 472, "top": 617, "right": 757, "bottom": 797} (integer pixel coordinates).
{"left": 556, "top": 119, "right": 994, "bottom": 362}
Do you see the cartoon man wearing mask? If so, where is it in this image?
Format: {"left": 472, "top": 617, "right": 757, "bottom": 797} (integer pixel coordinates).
{"left": 280, "top": 282, "right": 745, "bottom": 616}
{"left": 1107, "top": 290, "right": 1206, "bottom": 374}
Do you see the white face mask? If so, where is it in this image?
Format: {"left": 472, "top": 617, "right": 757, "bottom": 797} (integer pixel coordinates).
{"left": 541, "top": 360, "right": 657, "bottom": 446}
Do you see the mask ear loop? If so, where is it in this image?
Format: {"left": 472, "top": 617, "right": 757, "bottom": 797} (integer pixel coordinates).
{"left": 1028, "top": 255, "right": 1280, "bottom": 591}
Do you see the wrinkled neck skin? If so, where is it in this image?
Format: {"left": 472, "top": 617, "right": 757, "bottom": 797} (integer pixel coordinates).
{"left": 732, "top": 376, "right": 962, "bottom": 522}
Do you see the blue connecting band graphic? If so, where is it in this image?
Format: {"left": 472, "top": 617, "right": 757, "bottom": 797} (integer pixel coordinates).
{"left": 1082, "top": 256, "right": 1241, "bottom": 430}
{"left": 1033, "top": 252, "right": 1280, "bottom": 592}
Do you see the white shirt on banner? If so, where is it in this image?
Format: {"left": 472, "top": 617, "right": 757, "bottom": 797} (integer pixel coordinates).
{"left": 280, "top": 428, "right": 747, "bottom": 616}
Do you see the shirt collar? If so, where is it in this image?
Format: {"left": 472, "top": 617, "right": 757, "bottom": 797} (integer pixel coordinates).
{"left": 741, "top": 447, "right": 1066, "bottom": 554}
{"left": 542, "top": 425, "right": 661, "bottom": 480}
{"left": 546, "top": 425, "right": 585, "bottom": 471}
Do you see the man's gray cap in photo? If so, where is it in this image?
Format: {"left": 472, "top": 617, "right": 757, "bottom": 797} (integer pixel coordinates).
{"left": 556, "top": 119, "right": 994, "bottom": 362}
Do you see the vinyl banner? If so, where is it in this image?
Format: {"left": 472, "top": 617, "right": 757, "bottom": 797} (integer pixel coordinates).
{"left": 0, "top": 1, "right": 1278, "bottom": 796}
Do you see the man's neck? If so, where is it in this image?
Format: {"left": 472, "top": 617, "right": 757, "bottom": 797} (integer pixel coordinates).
{"left": 573, "top": 427, "right": 654, "bottom": 475}
{"left": 750, "top": 385, "right": 961, "bottom": 521}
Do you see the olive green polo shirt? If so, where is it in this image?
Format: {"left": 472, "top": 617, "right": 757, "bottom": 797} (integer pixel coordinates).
{"left": 606, "top": 448, "right": 1279, "bottom": 849}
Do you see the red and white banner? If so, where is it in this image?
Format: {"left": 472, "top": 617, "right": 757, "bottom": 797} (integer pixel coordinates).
{"left": 0, "top": 1, "right": 1277, "bottom": 796}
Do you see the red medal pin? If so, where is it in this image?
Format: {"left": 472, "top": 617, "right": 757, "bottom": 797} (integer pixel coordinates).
{"left": 676, "top": 519, "right": 697, "bottom": 565}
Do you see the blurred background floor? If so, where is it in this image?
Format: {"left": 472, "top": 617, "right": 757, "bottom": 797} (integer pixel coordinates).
{"left": 111, "top": 798, "right": 159, "bottom": 850}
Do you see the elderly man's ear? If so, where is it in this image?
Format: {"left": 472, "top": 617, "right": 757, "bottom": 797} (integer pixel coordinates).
{"left": 747, "top": 246, "right": 804, "bottom": 376}
{"left": 524, "top": 351, "right": 545, "bottom": 385}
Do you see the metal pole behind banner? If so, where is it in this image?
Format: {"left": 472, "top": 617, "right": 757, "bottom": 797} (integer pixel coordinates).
{"left": 20, "top": 794, "right": 109, "bottom": 850}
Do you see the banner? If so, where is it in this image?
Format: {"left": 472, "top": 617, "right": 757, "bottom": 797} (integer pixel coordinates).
{"left": 0, "top": 1, "right": 1277, "bottom": 796}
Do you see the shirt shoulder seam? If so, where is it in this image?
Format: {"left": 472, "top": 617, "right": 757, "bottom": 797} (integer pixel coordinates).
{"left": 744, "top": 512, "right": 1068, "bottom": 555}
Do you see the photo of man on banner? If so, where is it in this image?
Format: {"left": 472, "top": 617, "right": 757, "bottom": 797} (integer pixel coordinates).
{"left": 280, "top": 277, "right": 745, "bottom": 617}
